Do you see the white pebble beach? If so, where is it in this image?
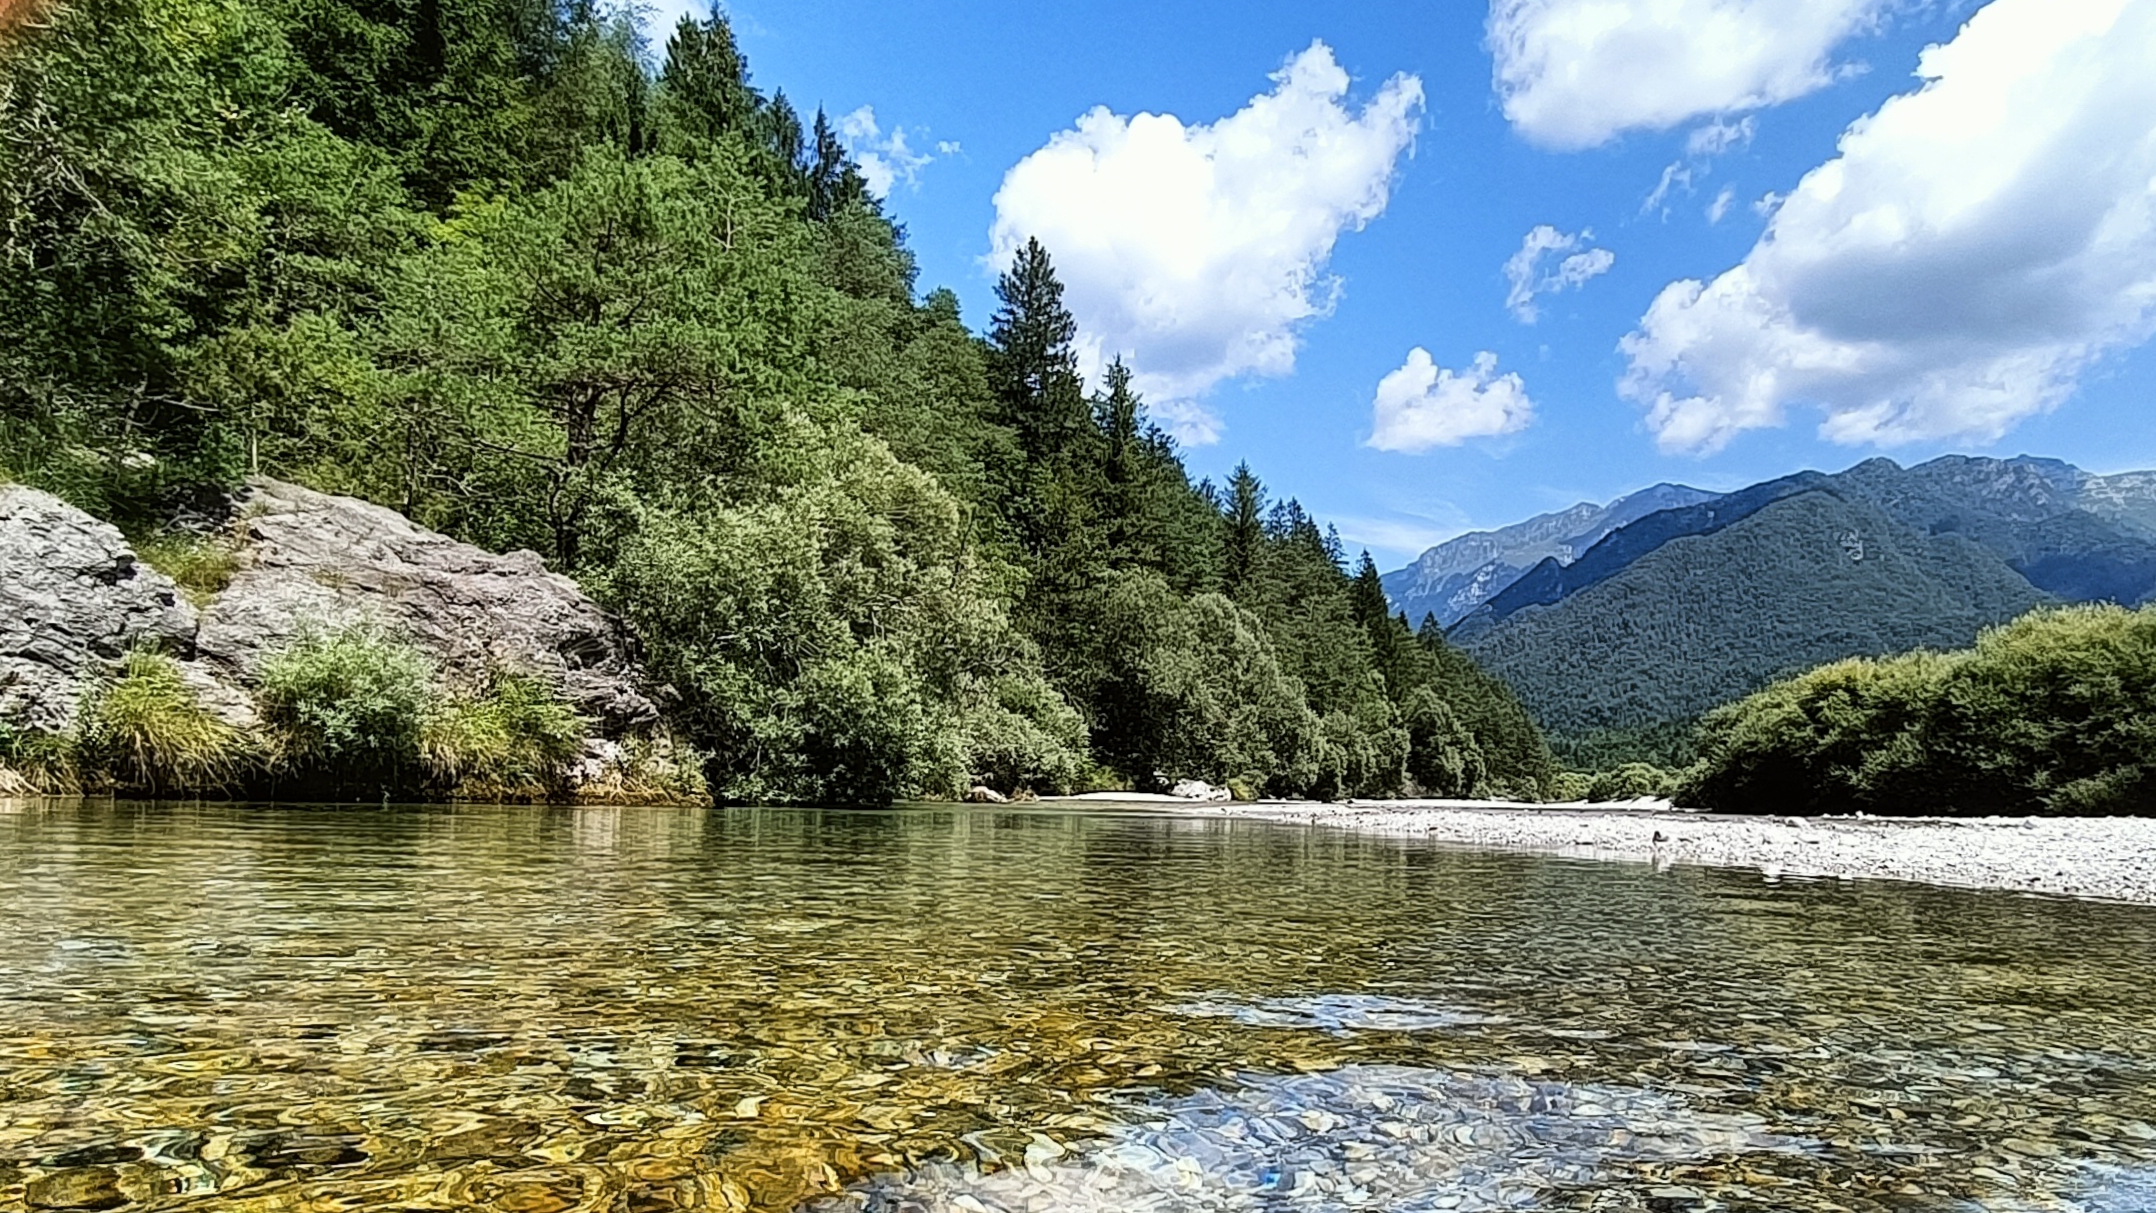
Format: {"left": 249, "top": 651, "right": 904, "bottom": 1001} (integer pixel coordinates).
{"left": 1058, "top": 795, "right": 2156, "bottom": 906}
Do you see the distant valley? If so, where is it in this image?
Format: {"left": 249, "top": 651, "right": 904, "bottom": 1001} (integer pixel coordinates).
{"left": 1384, "top": 455, "right": 2156, "bottom": 765}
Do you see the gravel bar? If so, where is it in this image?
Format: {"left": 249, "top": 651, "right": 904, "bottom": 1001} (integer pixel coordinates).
{"left": 1186, "top": 799, "right": 2156, "bottom": 905}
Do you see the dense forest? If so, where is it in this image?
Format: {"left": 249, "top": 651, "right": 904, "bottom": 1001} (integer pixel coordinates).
{"left": 0, "top": 0, "right": 1554, "bottom": 803}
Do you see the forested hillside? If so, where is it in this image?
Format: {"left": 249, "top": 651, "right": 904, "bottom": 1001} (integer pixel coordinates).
{"left": 0, "top": 0, "right": 1552, "bottom": 802}
{"left": 1424, "top": 454, "right": 2156, "bottom": 767}
{"left": 1462, "top": 490, "right": 2053, "bottom": 766}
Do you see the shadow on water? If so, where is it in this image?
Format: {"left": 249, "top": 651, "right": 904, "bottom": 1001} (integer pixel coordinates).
{"left": 0, "top": 799, "right": 2153, "bottom": 1210}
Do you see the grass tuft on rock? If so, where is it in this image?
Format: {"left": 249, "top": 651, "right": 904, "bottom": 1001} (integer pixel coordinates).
{"left": 571, "top": 735, "right": 711, "bottom": 807}
{"left": 76, "top": 652, "right": 249, "bottom": 794}
{"left": 0, "top": 722, "right": 81, "bottom": 795}
{"left": 130, "top": 530, "right": 240, "bottom": 606}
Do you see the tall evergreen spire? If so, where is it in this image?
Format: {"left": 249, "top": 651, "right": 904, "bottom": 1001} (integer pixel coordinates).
{"left": 987, "top": 238, "right": 1089, "bottom": 463}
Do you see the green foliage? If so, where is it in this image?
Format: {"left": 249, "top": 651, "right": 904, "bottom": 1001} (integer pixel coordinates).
{"left": 421, "top": 671, "right": 587, "bottom": 800}
{"left": 1402, "top": 687, "right": 1486, "bottom": 798}
{"left": 1584, "top": 763, "right": 1676, "bottom": 803}
{"left": 0, "top": 0, "right": 1556, "bottom": 805}
{"left": 257, "top": 624, "right": 435, "bottom": 795}
{"left": 1551, "top": 723, "right": 1698, "bottom": 772}
{"left": 130, "top": 530, "right": 239, "bottom": 605}
{"left": 594, "top": 425, "right": 1087, "bottom": 804}
{"left": 1689, "top": 604, "right": 2156, "bottom": 816}
{"left": 954, "top": 674, "right": 1089, "bottom": 798}
{"left": 76, "top": 652, "right": 249, "bottom": 793}
{"left": 1546, "top": 771, "right": 1593, "bottom": 802}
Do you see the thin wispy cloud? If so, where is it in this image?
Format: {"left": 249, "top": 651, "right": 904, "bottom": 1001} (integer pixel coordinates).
{"left": 1503, "top": 225, "right": 1614, "bottom": 323}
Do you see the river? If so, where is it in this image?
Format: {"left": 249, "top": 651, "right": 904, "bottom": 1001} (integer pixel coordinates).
{"left": 1, "top": 801, "right": 2152, "bottom": 1211}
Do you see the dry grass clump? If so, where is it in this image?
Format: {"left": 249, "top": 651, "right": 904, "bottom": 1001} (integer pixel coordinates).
{"left": 421, "top": 672, "right": 587, "bottom": 802}
{"left": 75, "top": 652, "right": 250, "bottom": 793}
{"left": 0, "top": 724, "right": 81, "bottom": 795}
{"left": 130, "top": 530, "right": 240, "bottom": 606}
{"left": 572, "top": 735, "right": 711, "bottom": 806}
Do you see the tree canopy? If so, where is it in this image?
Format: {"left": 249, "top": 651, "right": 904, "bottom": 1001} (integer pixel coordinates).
{"left": 0, "top": 0, "right": 1554, "bottom": 803}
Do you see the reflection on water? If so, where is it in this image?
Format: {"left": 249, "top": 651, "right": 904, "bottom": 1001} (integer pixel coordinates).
{"left": 814, "top": 1065, "right": 1811, "bottom": 1212}
{"left": 1168, "top": 993, "right": 1502, "bottom": 1034}
{"left": 0, "top": 801, "right": 2151, "bottom": 1212}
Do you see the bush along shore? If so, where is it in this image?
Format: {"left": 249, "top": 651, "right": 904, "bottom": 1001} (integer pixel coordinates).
{"left": 1515, "top": 603, "right": 2156, "bottom": 818}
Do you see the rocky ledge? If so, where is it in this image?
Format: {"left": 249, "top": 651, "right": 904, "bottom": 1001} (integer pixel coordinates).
{"left": 1, "top": 478, "right": 673, "bottom": 795}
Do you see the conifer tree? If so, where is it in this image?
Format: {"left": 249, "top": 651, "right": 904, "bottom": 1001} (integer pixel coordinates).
{"left": 805, "top": 107, "right": 866, "bottom": 218}
{"left": 659, "top": 11, "right": 757, "bottom": 145}
{"left": 987, "top": 238, "right": 1091, "bottom": 465}
{"left": 1222, "top": 463, "right": 1266, "bottom": 600}
{"left": 1349, "top": 551, "right": 1410, "bottom": 696}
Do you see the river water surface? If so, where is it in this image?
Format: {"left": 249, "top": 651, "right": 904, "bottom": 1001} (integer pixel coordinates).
{"left": 1, "top": 802, "right": 2153, "bottom": 1212}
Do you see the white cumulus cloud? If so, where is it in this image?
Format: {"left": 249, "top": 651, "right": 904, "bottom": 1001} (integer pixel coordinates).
{"left": 989, "top": 41, "right": 1423, "bottom": 444}
{"left": 1368, "top": 350, "right": 1537, "bottom": 452}
{"left": 1621, "top": 0, "right": 2156, "bottom": 455}
{"left": 839, "top": 107, "right": 937, "bottom": 197}
{"left": 1488, "top": 0, "right": 1892, "bottom": 149}
{"left": 1504, "top": 225, "right": 1615, "bottom": 323}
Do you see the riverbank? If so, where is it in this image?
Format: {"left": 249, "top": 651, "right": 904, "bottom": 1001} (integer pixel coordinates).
{"left": 1086, "top": 797, "right": 2156, "bottom": 905}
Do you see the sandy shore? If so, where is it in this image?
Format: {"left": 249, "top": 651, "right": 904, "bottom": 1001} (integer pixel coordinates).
{"left": 1065, "top": 796, "right": 2156, "bottom": 906}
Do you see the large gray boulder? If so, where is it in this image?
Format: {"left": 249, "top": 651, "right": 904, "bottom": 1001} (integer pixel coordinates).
{"left": 0, "top": 484, "right": 198, "bottom": 730}
{"left": 195, "top": 479, "right": 660, "bottom": 734}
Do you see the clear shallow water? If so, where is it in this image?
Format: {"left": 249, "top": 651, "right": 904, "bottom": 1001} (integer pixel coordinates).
{"left": 0, "top": 803, "right": 2153, "bottom": 1212}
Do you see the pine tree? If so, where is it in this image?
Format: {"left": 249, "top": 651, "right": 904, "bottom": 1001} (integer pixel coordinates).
{"left": 987, "top": 238, "right": 1090, "bottom": 465}
{"left": 658, "top": 11, "right": 757, "bottom": 145}
{"left": 1095, "top": 359, "right": 1169, "bottom": 572}
{"left": 1222, "top": 463, "right": 1266, "bottom": 600}
{"left": 806, "top": 107, "right": 866, "bottom": 219}
{"left": 759, "top": 89, "right": 807, "bottom": 190}
{"left": 1349, "top": 551, "right": 1390, "bottom": 631}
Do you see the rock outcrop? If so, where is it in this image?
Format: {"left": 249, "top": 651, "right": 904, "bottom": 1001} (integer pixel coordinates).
{"left": 0, "top": 484, "right": 198, "bottom": 730}
{"left": 0, "top": 478, "right": 660, "bottom": 740}
{"left": 197, "top": 480, "right": 659, "bottom": 733}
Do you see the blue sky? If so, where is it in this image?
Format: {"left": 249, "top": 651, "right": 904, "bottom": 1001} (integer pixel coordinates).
{"left": 648, "top": 0, "right": 2156, "bottom": 567}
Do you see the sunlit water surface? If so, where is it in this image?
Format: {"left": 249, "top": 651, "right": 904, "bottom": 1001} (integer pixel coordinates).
{"left": 1, "top": 802, "right": 2153, "bottom": 1212}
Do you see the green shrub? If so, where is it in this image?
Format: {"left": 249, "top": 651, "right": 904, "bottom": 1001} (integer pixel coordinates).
{"left": 1690, "top": 604, "right": 2156, "bottom": 816}
{"left": 257, "top": 624, "right": 435, "bottom": 796}
{"left": 76, "top": 652, "right": 249, "bottom": 793}
{"left": 421, "top": 672, "right": 587, "bottom": 800}
{"left": 131, "top": 530, "right": 240, "bottom": 605}
{"left": 954, "top": 673, "right": 1088, "bottom": 797}
{"left": 1403, "top": 686, "right": 1486, "bottom": 798}
{"left": 1546, "top": 770, "right": 1593, "bottom": 802}
{"left": 1585, "top": 762, "right": 1676, "bottom": 802}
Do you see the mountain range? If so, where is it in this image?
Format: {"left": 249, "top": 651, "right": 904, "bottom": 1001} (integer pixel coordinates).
{"left": 1385, "top": 455, "right": 2156, "bottom": 766}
